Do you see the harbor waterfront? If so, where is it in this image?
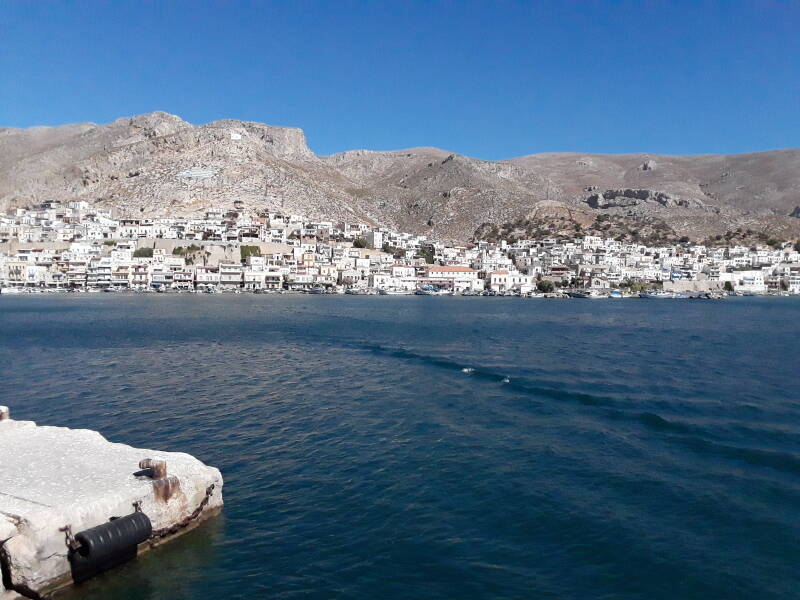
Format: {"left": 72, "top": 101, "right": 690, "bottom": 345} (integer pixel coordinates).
{"left": 1, "top": 294, "right": 799, "bottom": 599}
{"left": 2, "top": 201, "right": 800, "bottom": 297}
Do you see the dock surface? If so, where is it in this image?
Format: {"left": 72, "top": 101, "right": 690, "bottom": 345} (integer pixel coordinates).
{"left": 0, "top": 413, "right": 223, "bottom": 599}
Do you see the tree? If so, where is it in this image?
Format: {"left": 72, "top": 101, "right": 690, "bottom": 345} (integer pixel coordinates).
{"left": 240, "top": 245, "right": 261, "bottom": 260}
{"left": 133, "top": 247, "right": 153, "bottom": 258}
{"left": 174, "top": 244, "right": 202, "bottom": 256}
{"left": 382, "top": 242, "right": 406, "bottom": 259}
{"left": 353, "top": 238, "right": 367, "bottom": 248}
{"left": 723, "top": 281, "right": 734, "bottom": 293}
{"left": 536, "top": 280, "right": 555, "bottom": 293}
{"left": 419, "top": 248, "right": 435, "bottom": 264}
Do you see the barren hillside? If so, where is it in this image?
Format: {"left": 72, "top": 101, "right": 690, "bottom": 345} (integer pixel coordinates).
{"left": 1, "top": 112, "right": 798, "bottom": 242}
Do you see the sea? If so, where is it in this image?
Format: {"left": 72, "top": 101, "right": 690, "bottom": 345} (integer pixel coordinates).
{"left": 1, "top": 295, "right": 799, "bottom": 600}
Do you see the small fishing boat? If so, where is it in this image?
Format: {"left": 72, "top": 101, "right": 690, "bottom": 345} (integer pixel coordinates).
{"left": 567, "top": 290, "right": 607, "bottom": 298}
{"left": 415, "top": 285, "right": 445, "bottom": 295}
{"left": 639, "top": 290, "right": 677, "bottom": 299}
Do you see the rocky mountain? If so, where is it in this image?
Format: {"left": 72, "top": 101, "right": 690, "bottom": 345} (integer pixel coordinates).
{"left": 1, "top": 111, "right": 799, "bottom": 242}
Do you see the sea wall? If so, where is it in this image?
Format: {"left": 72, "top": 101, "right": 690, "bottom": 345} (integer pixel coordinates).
{"left": 0, "top": 409, "right": 223, "bottom": 598}
{"left": 663, "top": 279, "right": 724, "bottom": 292}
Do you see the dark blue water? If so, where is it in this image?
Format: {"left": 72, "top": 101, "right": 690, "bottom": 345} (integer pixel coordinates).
{"left": 1, "top": 295, "right": 799, "bottom": 600}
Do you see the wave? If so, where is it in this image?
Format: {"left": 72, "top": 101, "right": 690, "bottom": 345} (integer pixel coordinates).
{"left": 349, "top": 342, "right": 800, "bottom": 476}
{"left": 672, "top": 436, "right": 800, "bottom": 475}
{"left": 633, "top": 411, "right": 698, "bottom": 434}
{"left": 354, "top": 342, "right": 623, "bottom": 408}
{"left": 606, "top": 409, "right": 800, "bottom": 475}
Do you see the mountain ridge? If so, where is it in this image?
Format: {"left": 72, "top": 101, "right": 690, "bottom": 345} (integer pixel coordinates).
{"left": 2, "top": 111, "right": 798, "bottom": 242}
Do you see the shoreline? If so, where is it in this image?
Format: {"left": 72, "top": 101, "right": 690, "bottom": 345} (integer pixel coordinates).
{"left": 1, "top": 288, "right": 797, "bottom": 299}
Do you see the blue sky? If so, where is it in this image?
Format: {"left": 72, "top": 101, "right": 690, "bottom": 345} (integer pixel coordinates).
{"left": 1, "top": 1, "right": 798, "bottom": 159}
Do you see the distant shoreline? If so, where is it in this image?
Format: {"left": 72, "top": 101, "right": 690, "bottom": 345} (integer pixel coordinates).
{"left": 2, "top": 289, "right": 797, "bottom": 299}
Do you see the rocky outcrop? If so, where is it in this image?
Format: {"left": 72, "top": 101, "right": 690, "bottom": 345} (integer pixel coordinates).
{"left": 640, "top": 159, "right": 657, "bottom": 171}
{"left": 0, "top": 416, "right": 223, "bottom": 598}
{"left": 115, "top": 111, "right": 190, "bottom": 141}
{"left": 204, "top": 119, "right": 315, "bottom": 160}
{"left": 584, "top": 188, "right": 697, "bottom": 209}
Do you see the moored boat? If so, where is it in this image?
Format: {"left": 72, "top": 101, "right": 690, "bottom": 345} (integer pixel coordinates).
{"left": 415, "top": 285, "right": 447, "bottom": 295}
{"left": 639, "top": 290, "right": 677, "bottom": 299}
{"left": 567, "top": 290, "right": 608, "bottom": 298}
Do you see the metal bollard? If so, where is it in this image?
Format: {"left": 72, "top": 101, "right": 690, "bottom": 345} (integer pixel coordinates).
{"left": 138, "top": 458, "right": 167, "bottom": 479}
{"left": 152, "top": 475, "right": 181, "bottom": 502}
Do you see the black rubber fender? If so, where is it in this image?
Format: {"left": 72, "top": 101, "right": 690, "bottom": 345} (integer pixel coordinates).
{"left": 69, "top": 511, "right": 152, "bottom": 583}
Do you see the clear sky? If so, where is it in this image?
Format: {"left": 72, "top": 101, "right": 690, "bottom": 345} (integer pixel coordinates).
{"left": 1, "top": 1, "right": 798, "bottom": 159}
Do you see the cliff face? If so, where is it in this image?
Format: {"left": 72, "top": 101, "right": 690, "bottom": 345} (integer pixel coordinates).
{"left": 1, "top": 112, "right": 799, "bottom": 241}
{"left": 0, "top": 112, "right": 363, "bottom": 225}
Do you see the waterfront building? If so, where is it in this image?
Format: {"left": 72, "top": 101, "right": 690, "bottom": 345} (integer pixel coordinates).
{"left": 0, "top": 199, "right": 798, "bottom": 296}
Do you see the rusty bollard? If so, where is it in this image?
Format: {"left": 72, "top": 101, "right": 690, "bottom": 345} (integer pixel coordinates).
{"left": 138, "top": 458, "right": 179, "bottom": 502}
{"left": 0, "top": 406, "right": 9, "bottom": 421}
{"left": 152, "top": 475, "right": 181, "bottom": 502}
{"left": 139, "top": 458, "right": 168, "bottom": 479}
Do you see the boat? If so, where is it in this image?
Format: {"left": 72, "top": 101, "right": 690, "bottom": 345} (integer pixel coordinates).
{"left": 609, "top": 289, "right": 624, "bottom": 299}
{"left": 0, "top": 287, "right": 23, "bottom": 295}
{"left": 688, "top": 292, "right": 726, "bottom": 300}
{"left": 379, "top": 288, "right": 414, "bottom": 295}
{"left": 567, "top": 290, "right": 608, "bottom": 298}
{"left": 415, "top": 285, "right": 446, "bottom": 295}
{"left": 639, "top": 290, "right": 677, "bottom": 299}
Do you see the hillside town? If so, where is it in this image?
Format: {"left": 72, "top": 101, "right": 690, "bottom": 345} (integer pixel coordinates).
{"left": 1, "top": 200, "right": 799, "bottom": 296}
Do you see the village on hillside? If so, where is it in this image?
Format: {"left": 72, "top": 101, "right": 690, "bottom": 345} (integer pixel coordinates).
{"left": 1, "top": 200, "right": 799, "bottom": 297}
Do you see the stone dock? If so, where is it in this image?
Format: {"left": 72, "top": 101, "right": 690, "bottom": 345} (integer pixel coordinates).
{"left": 0, "top": 407, "right": 223, "bottom": 599}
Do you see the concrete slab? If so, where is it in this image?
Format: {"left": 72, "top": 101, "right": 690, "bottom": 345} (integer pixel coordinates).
{"left": 0, "top": 417, "right": 223, "bottom": 598}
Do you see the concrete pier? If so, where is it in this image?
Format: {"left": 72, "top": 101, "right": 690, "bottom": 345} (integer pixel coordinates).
{"left": 0, "top": 408, "right": 223, "bottom": 598}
